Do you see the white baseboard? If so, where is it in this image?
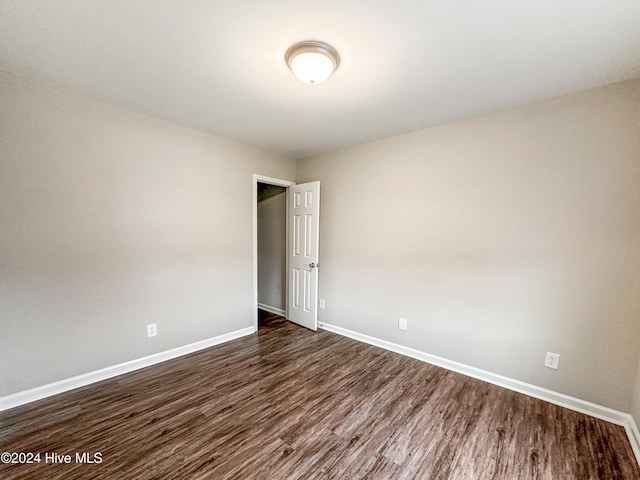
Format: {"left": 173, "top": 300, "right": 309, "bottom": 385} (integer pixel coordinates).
{"left": 0, "top": 326, "right": 255, "bottom": 413}
{"left": 319, "top": 321, "right": 640, "bottom": 468}
{"left": 258, "top": 303, "right": 286, "bottom": 316}
{"left": 625, "top": 417, "right": 640, "bottom": 469}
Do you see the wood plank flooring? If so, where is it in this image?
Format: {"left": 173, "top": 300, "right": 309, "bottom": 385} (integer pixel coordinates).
{"left": 1, "top": 311, "right": 638, "bottom": 479}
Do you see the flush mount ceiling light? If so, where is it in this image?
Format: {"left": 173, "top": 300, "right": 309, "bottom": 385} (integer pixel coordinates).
{"left": 285, "top": 40, "right": 340, "bottom": 85}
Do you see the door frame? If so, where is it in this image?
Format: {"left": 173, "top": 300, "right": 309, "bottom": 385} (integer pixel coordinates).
{"left": 252, "top": 174, "right": 296, "bottom": 332}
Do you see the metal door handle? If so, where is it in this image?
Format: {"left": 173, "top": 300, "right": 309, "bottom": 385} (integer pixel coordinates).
{"left": 309, "top": 262, "right": 318, "bottom": 269}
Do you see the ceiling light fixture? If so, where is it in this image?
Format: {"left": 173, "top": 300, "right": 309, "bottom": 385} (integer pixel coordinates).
{"left": 285, "top": 40, "right": 340, "bottom": 85}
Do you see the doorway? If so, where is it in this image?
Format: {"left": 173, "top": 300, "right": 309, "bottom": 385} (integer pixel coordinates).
{"left": 252, "top": 175, "right": 295, "bottom": 331}
{"left": 252, "top": 175, "right": 321, "bottom": 332}
{"left": 257, "top": 182, "right": 287, "bottom": 328}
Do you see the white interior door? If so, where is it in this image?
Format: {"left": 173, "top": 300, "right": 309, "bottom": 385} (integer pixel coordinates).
{"left": 288, "top": 181, "right": 320, "bottom": 331}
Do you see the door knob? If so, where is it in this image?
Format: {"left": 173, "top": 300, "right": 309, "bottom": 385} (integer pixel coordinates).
{"left": 309, "top": 262, "right": 318, "bottom": 269}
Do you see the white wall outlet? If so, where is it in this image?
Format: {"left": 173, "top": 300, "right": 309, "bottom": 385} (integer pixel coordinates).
{"left": 398, "top": 317, "right": 408, "bottom": 331}
{"left": 544, "top": 352, "right": 560, "bottom": 369}
{"left": 147, "top": 323, "right": 158, "bottom": 337}
{"left": 319, "top": 299, "right": 325, "bottom": 309}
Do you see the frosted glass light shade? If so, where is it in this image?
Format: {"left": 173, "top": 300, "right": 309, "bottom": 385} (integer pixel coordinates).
{"left": 290, "top": 52, "right": 334, "bottom": 84}
{"left": 285, "top": 41, "right": 340, "bottom": 85}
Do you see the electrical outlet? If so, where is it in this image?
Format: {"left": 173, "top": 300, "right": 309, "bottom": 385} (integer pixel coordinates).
{"left": 319, "top": 299, "right": 325, "bottom": 309}
{"left": 398, "top": 317, "right": 408, "bottom": 331}
{"left": 544, "top": 352, "right": 560, "bottom": 370}
{"left": 147, "top": 324, "right": 157, "bottom": 337}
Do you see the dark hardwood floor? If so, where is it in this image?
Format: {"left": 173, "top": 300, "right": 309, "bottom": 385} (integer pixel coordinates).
{"left": 1, "top": 311, "right": 638, "bottom": 479}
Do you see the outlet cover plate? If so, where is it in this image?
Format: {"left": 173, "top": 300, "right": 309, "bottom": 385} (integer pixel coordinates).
{"left": 544, "top": 352, "right": 560, "bottom": 369}
{"left": 147, "top": 324, "right": 158, "bottom": 337}
{"left": 398, "top": 317, "right": 408, "bottom": 331}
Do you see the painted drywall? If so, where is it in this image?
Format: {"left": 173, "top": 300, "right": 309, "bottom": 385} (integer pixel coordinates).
{"left": 632, "top": 359, "right": 640, "bottom": 425}
{"left": 257, "top": 185, "right": 286, "bottom": 311}
{"left": 0, "top": 74, "right": 294, "bottom": 396}
{"left": 298, "top": 79, "right": 640, "bottom": 412}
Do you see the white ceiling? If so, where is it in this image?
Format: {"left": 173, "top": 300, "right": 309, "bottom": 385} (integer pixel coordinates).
{"left": 1, "top": 1, "right": 639, "bottom": 159}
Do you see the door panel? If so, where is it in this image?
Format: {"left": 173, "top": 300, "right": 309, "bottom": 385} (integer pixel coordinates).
{"left": 288, "top": 181, "right": 320, "bottom": 330}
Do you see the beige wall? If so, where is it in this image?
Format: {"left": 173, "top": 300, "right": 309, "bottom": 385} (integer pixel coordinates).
{"left": 633, "top": 359, "right": 640, "bottom": 425}
{"left": 258, "top": 191, "right": 286, "bottom": 310}
{"left": 0, "top": 74, "right": 294, "bottom": 396}
{"left": 298, "top": 79, "right": 640, "bottom": 412}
